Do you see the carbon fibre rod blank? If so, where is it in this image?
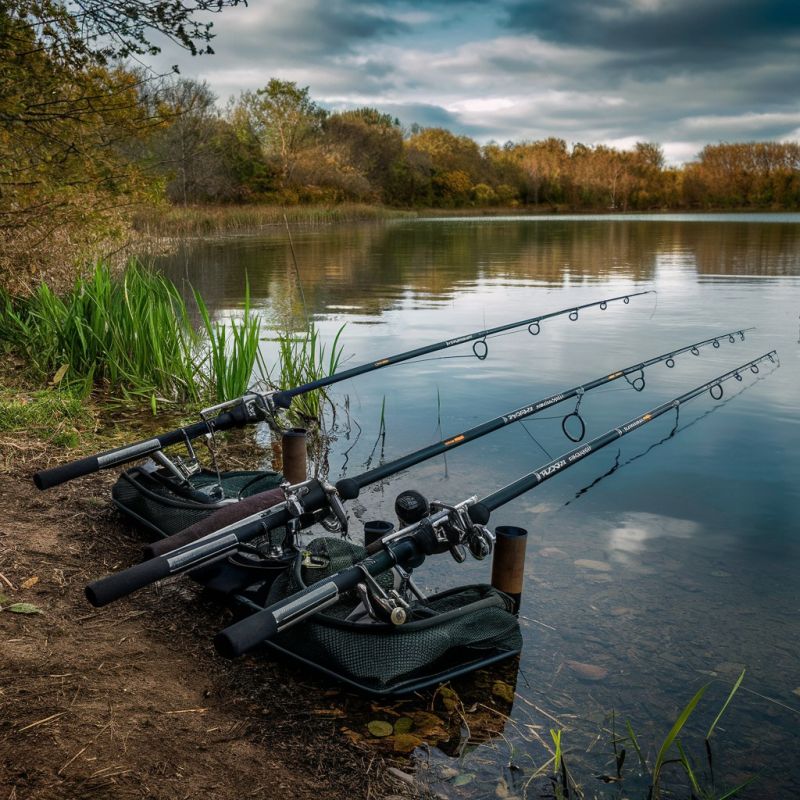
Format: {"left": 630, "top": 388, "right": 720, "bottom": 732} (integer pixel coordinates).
{"left": 271, "top": 290, "right": 655, "bottom": 405}
{"left": 34, "top": 290, "right": 653, "bottom": 490}
{"left": 470, "top": 351, "right": 777, "bottom": 518}
{"left": 214, "top": 351, "right": 777, "bottom": 658}
{"left": 334, "top": 326, "right": 753, "bottom": 500}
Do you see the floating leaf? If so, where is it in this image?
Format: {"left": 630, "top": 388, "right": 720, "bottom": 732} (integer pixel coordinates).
{"left": 21, "top": 576, "right": 39, "bottom": 590}
{"left": 367, "top": 720, "right": 393, "bottom": 738}
{"left": 6, "top": 602, "right": 42, "bottom": 614}
{"left": 492, "top": 680, "right": 515, "bottom": 703}
{"left": 452, "top": 772, "right": 476, "bottom": 787}
{"left": 393, "top": 733, "right": 423, "bottom": 753}
{"left": 394, "top": 717, "right": 414, "bottom": 734}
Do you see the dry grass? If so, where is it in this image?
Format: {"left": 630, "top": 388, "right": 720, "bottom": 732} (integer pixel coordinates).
{"left": 131, "top": 203, "right": 416, "bottom": 238}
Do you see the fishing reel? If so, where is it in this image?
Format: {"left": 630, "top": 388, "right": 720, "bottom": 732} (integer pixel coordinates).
{"left": 393, "top": 489, "right": 494, "bottom": 563}
{"left": 354, "top": 565, "right": 411, "bottom": 625}
{"left": 277, "top": 479, "right": 350, "bottom": 539}
{"left": 318, "top": 482, "right": 349, "bottom": 536}
{"left": 200, "top": 389, "right": 275, "bottom": 426}
{"left": 429, "top": 499, "right": 495, "bottom": 563}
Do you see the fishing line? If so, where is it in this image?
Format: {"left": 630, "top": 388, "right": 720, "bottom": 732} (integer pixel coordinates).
{"left": 519, "top": 422, "right": 553, "bottom": 460}
{"left": 563, "top": 365, "right": 777, "bottom": 506}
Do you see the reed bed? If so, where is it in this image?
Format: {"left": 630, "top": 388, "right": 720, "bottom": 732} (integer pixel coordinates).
{"left": 132, "top": 203, "right": 415, "bottom": 238}
{"left": 0, "top": 261, "right": 266, "bottom": 410}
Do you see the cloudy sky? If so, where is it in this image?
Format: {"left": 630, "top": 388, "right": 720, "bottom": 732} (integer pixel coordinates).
{"left": 149, "top": 0, "right": 800, "bottom": 164}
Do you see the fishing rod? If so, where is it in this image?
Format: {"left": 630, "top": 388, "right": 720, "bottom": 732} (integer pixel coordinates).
{"left": 213, "top": 350, "right": 778, "bottom": 658}
{"left": 335, "top": 326, "right": 753, "bottom": 499}
{"left": 83, "top": 328, "right": 750, "bottom": 608}
{"left": 33, "top": 290, "right": 652, "bottom": 491}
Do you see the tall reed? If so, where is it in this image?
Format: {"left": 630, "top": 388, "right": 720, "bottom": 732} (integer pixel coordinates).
{"left": 1, "top": 262, "right": 199, "bottom": 402}
{"left": 195, "top": 278, "right": 267, "bottom": 402}
{"left": 272, "top": 323, "right": 345, "bottom": 424}
{"left": 133, "top": 203, "right": 415, "bottom": 238}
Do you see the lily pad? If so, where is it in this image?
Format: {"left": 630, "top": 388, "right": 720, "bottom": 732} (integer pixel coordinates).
{"left": 367, "top": 720, "right": 393, "bottom": 738}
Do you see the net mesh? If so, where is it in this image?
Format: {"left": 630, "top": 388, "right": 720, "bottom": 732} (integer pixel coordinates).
{"left": 111, "top": 467, "right": 283, "bottom": 538}
{"left": 266, "top": 537, "right": 522, "bottom": 692}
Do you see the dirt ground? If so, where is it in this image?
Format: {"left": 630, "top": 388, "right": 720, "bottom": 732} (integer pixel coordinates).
{"left": 0, "top": 469, "right": 412, "bottom": 800}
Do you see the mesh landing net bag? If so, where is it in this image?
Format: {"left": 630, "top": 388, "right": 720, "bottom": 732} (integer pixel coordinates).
{"left": 111, "top": 466, "right": 283, "bottom": 538}
{"left": 262, "top": 537, "right": 523, "bottom": 696}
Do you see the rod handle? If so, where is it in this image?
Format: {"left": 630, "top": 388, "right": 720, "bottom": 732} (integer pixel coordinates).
{"left": 34, "top": 455, "right": 100, "bottom": 490}
{"left": 214, "top": 610, "right": 280, "bottom": 658}
{"left": 85, "top": 556, "right": 172, "bottom": 607}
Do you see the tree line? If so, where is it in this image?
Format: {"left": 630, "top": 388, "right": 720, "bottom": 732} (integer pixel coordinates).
{"left": 147, "top": 77, "right": 800, "bottom": 213}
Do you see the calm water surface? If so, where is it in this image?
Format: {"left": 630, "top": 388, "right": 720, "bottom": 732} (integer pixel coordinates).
{"left": 157, "top": 215, "right": 800, "bottom": 797}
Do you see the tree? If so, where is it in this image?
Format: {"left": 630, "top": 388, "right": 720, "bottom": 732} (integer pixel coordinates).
{"left": 1, "top": 0, "right": 244, "bottom": 289}
{"left": 322, "top": 109, "right": 404, "bottom": 202}
{"left": 236, "top": 80, "right": 327, "bottom": 190}
{"left": 148, "top": 78, "right": 244, "bottom": 204}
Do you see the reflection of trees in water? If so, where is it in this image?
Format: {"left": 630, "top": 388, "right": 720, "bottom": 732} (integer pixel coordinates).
{"left": 155, "top": 220, "right": 800, "bottom": 318}
{"left": 684, "top": 222, "right": 800, "bottom": 276}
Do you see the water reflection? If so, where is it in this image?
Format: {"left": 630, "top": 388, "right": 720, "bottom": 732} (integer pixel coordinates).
{"left": 607, "top": 513, "right": 698, "bottom": 566}
{"left": 157, "top": 216, "right": 800, "bottom": 320}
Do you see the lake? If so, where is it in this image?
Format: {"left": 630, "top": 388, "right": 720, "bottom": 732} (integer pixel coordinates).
{"left": 157, "top": 213, "right": 800, "bottom": 797}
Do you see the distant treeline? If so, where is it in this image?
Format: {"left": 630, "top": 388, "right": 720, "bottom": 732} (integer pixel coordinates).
{"left": 3, "top": 0, "right": 800, "bottom": 293}
{"left": 149, "top": 78, "right": 800, "bottom": 213}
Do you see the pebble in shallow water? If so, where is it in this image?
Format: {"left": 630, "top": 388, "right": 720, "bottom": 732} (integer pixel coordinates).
{"left": 573, "top": 559, "right": 612, "bottom": 571}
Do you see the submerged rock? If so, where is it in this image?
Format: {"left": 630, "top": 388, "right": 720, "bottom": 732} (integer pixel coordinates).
{"left": 574, "top": 559, "right": 612, "bottom": 571}
{"left": 539, "top": 547, "right": 569, "bottom": 558}
{"left": 565, "top": 660, "right": 609, "bottom": 681}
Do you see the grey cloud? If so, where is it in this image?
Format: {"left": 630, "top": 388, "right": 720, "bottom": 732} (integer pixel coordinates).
{"left": 504, "top": 0, "right": 800, "bottom": 68}
{"left": 372, "top": 102, "right": 496, "bottom": 136}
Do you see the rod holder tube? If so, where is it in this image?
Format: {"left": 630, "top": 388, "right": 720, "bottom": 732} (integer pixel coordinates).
{"left": 363, "top": 520, "right": 394, "bottom": 549}
{"left": 281, "top": 428, "right": 307, "bottom": 485}
{"left": 490, "top": 525, "right": 528, "bottom": 615}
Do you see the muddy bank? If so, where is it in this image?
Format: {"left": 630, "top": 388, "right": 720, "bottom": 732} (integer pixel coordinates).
{"left": 0, "top": 470, "right": 413, "bottom": 800}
